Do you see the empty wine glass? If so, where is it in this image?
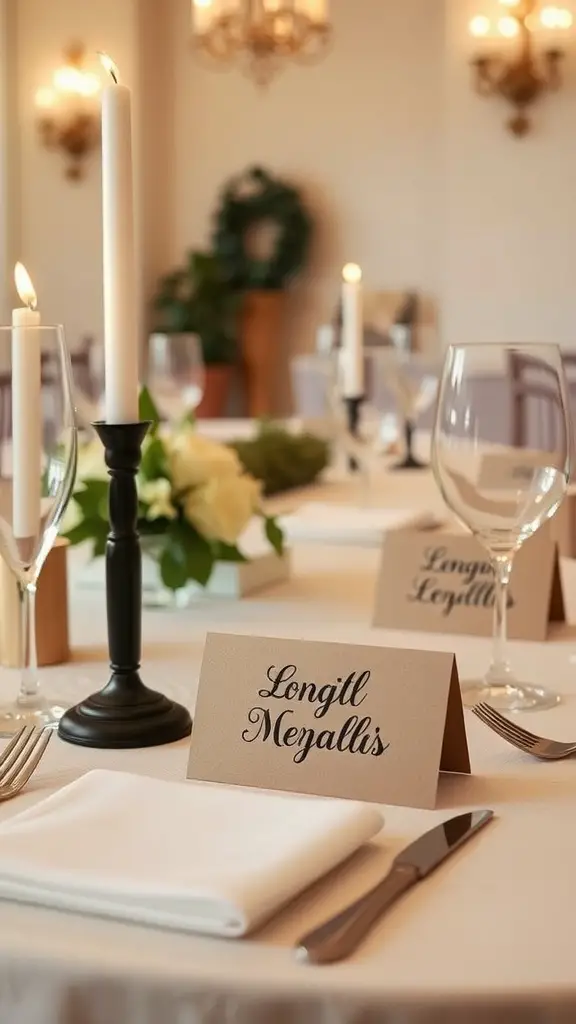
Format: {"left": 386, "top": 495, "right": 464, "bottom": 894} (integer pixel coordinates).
{"left": 147, "top": 333, "right": 205, "bottom": 423}
{"left": 0, "top": 325, "right": 77, "bottom": 733}
{"left": 380, "top": 350, "right": 439, "bottom": 469}
{"left": 432, "top": 342, "right": 571, "bottom": 712}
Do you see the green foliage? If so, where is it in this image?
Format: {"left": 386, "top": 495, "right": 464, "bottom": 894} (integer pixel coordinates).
{"left": 230, "top": 423, "right": 329, "bottom": 497}
{"left": 63, "top": 411, "right": 288, "bottom": 593}
{"left": 153, "top": 250, "right": 241, "bottom": 365}
{"left": 213, "top": 166, "right": 313, "bottom": 292}
{"left": 139, "top": 386, "right": 161, "bottom": 432}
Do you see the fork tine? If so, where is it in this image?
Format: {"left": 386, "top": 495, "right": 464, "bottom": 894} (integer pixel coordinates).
{"left": 483, "top": 713, "right": 538, "bottom": 750}
{"left": 472, "top": 705, "right": 534, "bottom": 752}
{"left": 0, "top": 725, "right": 37, "bottom": 781}
{"left": 8, "top": 729, "right": 51, "bottom": 793}
{"left": 475, "top": 703, "right": 541, "bottom": 746}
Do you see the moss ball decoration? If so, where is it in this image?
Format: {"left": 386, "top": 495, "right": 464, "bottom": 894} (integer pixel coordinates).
{"left": 212, "top": 166, "right": 313, "bottom": 291}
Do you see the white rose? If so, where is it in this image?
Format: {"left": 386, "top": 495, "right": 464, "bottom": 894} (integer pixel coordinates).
{"left": 184, "top": 475, "right": 261, "bottom": 546}
{"left": 166, "top": 429, "right": 242, "bottom": 492}
{"left": 140, "top": 478, "right": 177, "bottom": 521}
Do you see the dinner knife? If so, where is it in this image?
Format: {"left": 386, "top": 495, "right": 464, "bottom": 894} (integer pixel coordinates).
{"left": 295, "top": 809, "right": 494, "bottom": 966}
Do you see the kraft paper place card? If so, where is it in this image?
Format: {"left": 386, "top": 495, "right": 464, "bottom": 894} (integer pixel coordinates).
{"left": 476, "top": 450, "right": 552, "bottom": 490}
{"left": 373, "top": 527, "right": 564, "bottom": 642}
{"left": 187, "top": 632, "right": 470, "bottom": 811}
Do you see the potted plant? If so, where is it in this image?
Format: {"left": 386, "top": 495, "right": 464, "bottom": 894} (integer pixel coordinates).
{"left": 153, "top": 250, "right": 240, "bottom": 418}
{"left": 212, "top": 166, "right": 313, "bottom": 418}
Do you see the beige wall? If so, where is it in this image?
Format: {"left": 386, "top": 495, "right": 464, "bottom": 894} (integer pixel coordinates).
{"left": 10, "top": 0, "right": 139, "bottom": 346}
{"left": 443, "top": 0, "right": 576, "bottom": 350}
{"left": 3, "top": 0, "right": 576, "bottom": 377}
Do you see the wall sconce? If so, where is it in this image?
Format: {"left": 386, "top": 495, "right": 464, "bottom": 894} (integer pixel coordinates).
{"left": 469, "top": 1, "right": 573, "bottom": 136}
{"left": 35, "top": 43, "right": 102, "bottom": 181}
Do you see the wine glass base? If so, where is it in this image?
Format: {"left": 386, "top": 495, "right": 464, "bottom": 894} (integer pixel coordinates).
{"left": 0, "top": 697, "right": 66, "bottom": 737}
{"left": 461, "top": 679, "right": 561, "bottom": 713}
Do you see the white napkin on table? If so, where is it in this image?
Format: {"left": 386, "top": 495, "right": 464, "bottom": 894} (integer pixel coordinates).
{"left": 280, "top": 502, "right": 441, "bottom": 547}
{"left": 0, "top": 769, "right": 383, "bottom": 938}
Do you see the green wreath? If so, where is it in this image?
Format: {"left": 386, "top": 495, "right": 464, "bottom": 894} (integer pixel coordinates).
{"left": 212, "top": 166, "right": 313, "bottom": 291}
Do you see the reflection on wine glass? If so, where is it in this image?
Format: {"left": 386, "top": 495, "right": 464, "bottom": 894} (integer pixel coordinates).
{"left": 0, "top": 326, "right": 77, "bottom": 733}
{"left": 432, "top": 342, "right": 571, "bottom": 712}
{"left": 147, "top": 333, "right": 205, "bottom": 422}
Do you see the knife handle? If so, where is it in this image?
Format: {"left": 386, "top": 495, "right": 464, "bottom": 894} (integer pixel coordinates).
{"left": 296, "top": 863, "right": 419, "bottom": 966}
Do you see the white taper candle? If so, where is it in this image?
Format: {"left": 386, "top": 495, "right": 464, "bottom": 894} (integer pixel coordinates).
{"left": 12, "top": 263, "right": 41, "bottom": 539}
{"left": 340, "top": 263, "right": 364, "bottom": 398}
{"left": 100, "top": 54, "right": 139, "bottom": 425}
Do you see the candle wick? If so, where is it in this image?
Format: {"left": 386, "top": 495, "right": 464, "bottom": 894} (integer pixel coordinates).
{"left": 109, "top": 68, "right": 118, "bottom": 84}
{"left": 26, "top": 297, "right": 37, "bottom": 312}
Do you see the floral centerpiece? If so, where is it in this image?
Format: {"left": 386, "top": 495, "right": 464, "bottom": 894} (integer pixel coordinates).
{"left": 64, "top": 390, "right": 284, "bottom": 595}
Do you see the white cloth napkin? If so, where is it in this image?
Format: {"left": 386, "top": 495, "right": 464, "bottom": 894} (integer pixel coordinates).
{"left": 280, "top": 502, "right": 442, "bottom": 547}
{"left": 0, "top": 769, "right": 383, "bottom": 938}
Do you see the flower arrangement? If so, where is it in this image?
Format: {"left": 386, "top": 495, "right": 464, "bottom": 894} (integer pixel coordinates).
{"left": 64, "top": 390, "right": 284, "bottom": 593}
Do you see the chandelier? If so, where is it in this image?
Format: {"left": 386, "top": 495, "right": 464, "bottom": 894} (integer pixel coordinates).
{"left": 191, "top": 0, "right": 331, "bottom": 85}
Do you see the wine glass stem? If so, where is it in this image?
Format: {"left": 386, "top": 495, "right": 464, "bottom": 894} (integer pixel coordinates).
{"left": 491, "top": 555, "right": 513, "bottom": 678}
{"left": 405, "top": 419, "right": 414, "bottom": 461}
{"left": 18, "top": 582, "right": 39, "bottom": 701}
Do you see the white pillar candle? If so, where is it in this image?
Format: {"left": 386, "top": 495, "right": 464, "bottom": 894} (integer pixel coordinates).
{"left": 100, "top": 54, "right": 139, "bottom": 425}
{"left": 12, "top": 263, "right": 41, "bottom": 539}
{"left": 340, "top": 263, "right": 364, "bottom": 398}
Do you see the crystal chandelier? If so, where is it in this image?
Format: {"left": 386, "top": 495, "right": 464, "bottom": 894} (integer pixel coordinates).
{"left": 191, "top": 0, "right": 331, "bottom": 85}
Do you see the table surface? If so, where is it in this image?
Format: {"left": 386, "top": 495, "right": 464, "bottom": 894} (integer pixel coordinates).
{"left": 2, "top": 458, "right": 576, "bottom": 1024}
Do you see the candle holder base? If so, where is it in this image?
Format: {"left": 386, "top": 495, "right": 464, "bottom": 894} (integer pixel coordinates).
{"left": 58, "top": 673, "right": 192, "bottom": 749}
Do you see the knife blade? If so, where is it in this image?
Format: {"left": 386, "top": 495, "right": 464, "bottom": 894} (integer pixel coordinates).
{"left": 295, "top": 809, "right": 494, "bottom": 965}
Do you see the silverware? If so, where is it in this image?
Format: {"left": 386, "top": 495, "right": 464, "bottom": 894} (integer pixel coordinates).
{"left": 472, "top": 701, "right": 576, "bottom": 759}
{"left": 0, "top": 726, "right": 52, "bottom": 801}
{"left": 295, "top": 809, "right": 494, "bottom": 966}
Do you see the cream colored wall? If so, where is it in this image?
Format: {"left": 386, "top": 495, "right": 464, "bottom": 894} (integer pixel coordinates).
{"left": 4, "top": 0, "right": 576, "bottom": 379}
{"left": 443, "top": 0, "right": 576, "bottom": 349}
{"left": 12, "top": 0, "right": 139, "bottom": 347}
{"left": 171, "top": 0, "right": 444, "bottom": 356}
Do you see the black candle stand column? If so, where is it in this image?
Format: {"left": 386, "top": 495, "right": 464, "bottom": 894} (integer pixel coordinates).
{"left": 58, "top": 422, "right": 192, "bottom": 749}
{"left": 344, "top": 395, "right": 364, "bottom": 473}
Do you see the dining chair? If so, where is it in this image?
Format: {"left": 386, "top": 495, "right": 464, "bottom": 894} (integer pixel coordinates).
{"left": 509, "top": 350, "right": 576, "bottom": 451}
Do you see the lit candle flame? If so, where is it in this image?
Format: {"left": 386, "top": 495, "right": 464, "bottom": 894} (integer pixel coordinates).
{"left": 14, "top": 263, "right": 37, "bottom": 311}
{"left": 342, "top": 263, "right": 362, "bottom": 284}
{"left": 98, "top": 51, "right": 119, "bottom": 84}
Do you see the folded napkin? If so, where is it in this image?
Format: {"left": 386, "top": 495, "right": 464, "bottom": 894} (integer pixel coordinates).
{"left": 0, "top": 770, "right": 383, "bottom": 937}
{"left": 280, "top": 502, "right": 441, "bottom": 547}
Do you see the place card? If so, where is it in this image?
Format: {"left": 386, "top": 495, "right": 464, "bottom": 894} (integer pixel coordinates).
{"left": 187, "top": 632, "right": 470, "bottom": 811}
{"left": 373, "top": 527, "right": 564, "bottom": 641}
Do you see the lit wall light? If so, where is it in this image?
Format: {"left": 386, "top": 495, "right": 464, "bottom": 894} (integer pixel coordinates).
{"left": 469, "top": 0, "right": 573, "bottom": 136}
{"left": 35, "top": 43, "right": 102, "bottom": 181}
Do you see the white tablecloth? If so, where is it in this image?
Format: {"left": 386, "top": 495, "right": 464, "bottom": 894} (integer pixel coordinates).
{"left": 1, "top": 466, "right": 576, "bottom": 1024}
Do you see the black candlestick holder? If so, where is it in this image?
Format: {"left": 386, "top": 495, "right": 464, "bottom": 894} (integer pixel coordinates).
{"left": 391, "top": 418, "right": 428, "bottom": 471}
{"left": 58, "top": 422, "right": 193, "bottom": 749}
{"left": 344, "top": 396, "right": 364, "bottom": 473}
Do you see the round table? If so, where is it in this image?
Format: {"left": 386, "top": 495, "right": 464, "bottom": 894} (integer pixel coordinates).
{"left": 1, "top": 467, "right": 576, "bottom": 1024}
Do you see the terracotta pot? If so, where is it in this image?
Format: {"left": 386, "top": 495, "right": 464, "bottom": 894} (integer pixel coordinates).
{"left": 196, "top": 365, "right": 233, "bottom": 418}
{"left": 240, "top": 290, "right": 285, "bottom": 417}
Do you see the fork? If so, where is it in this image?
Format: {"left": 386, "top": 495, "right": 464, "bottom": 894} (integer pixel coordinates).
{"left": 471, "top": 702, "right": 576, "bottom": 760}
{"left": 0, "top": 726, "right": 52, "bottom": 800}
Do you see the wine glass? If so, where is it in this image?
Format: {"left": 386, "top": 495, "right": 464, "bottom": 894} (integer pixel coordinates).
{"left": 0, "top": 326, "right": 77, "bottom": 733}
{"left": 147, "top": 333, "right": 205, "bottom": 423}
{"left": 432, "top": 342, "right": 571, "bottom": 712}
{"left": 380, "top": 350, "right": 439, "bottom": 470}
